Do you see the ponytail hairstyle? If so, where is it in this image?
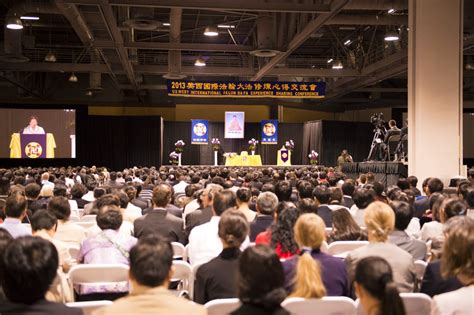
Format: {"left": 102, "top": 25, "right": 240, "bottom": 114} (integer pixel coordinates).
{"left": 363, "top": 201, "right": 395, "bottom": 242}
{"left": 290, "top": 213, "right": 327, "bottom": 298}
{"left": 218, "top": 209, "right": 249, "bottom": 248}
{"left": 355, "top": 257, "right": 405, "bottom": 315}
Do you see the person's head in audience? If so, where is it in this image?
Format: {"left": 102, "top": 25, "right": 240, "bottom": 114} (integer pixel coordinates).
{"left": 261, "top": 183, "right": 275, "bottom": 193}
{"left": 212, "top": 190, "right": 237, "bottom": 216}
{"left": 440, "top": 198, "right": 467, "bottom": 223}
{"left": 109, "top": 172, "right": 117, "bottom": 181}
{"left": 47, "top": 196, "right": 71, "bottom": 222}
{"left": 200, "top": 184, "right": 223, "bottom": 209}
{"left": 275, "top": 181, "right": 292, "bottom": 202}
{"left": 151, "top": 184, "right": 172, "bottom": 208}
{"left": 358, "top": 174, "right": 367, "bottom": 186}
{"left": 396, "top": 178, "right": 410, "bottom": 191}
{"left": 366, "top": 172, "right": 375, "bottom": 184}
{"left": 31, "top": 210, "right": 58, "bottom": 237}
{"left": 353, "top": 187, "right": 375, "bottom": 210}
{"left": 96, "top": 205, "right": 123, "bottom": 231}
{"left": 331, "top": 208, "right": 365, "bottom": 240}
{"left": 128, "top": 234, "right": 173, "bottom": 293}
{"left": 41, "top": 172, "right": 50, "bottom": 183}
{"left": 271, "top": 207, "right": 299, "bottom": 255}
{"left": 297, "top": 181, "right": 314, "bottom": 199}
{"left": 407, "top": 175, "right": 418, "bottom": 190}
{"left": 256, "top": 191, "right": 279, "bottom": 216}
{"left": 364, "top": 201, "right": 395, "bottom": 243}
{"left": 457, "top": 180, "right": 472, "bottom": 199}
{"left": 117, "top": 191, "right": 130, "bottom": 209}
{"left": 313, "top": 185, "right": 330, "bottom": 206}
{"left": 329, "top": 187, "right": 343, "bottom": 205}
{"left": 237, "top": 245, "right": 287, "bottom": 309}
{"left": 5, "top": 192, "right": 27, "bottom": 221}
{"left": 389, "top": 201, "right": 414, "bottom": 232}
{"left": 354, "top": 256, "right": 405, "bottom": 315}
{"left": 218, "top": 209, "right": 248, "bottom": 250}
{"left": 24, "top": 183, "right": 41, "bottom": 201}
{"left": 96, "top": 194, "right": 120, "bottom": 211}
{"left": 465, "top": 188, "right": 474, "bottom": 209}
{"left": 70, "top": 183, "right": 87, "bottom": 200}
{"left": 427, "top": 178, "right": 444, "bottom": 196}
{"left": 298, "top": 198, "right": 318, "bottom": 214}
{"left": 52, "top": 184, "right": 67, "bottom": 197}
{"left": 0, "top": 236, "right": 59, "bottom": 305}
{"left": 342, "top": 179, "right": 356, "bottom": 197}
{"left": 39, "top": 184, "right": 53, "bottom": 198}
{"left": 441, "top": 216, "right": 474, "bottom": 286}
{"left": 236, "top": 188, "right": 251, "bottom": 207}
{"left": 291, "top": 213, "right": 327, "bottom": 298}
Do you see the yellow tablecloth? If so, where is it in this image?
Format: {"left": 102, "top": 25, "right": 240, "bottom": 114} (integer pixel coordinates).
{"left": 10, "top": 133, "right": 56, "bottom": 158}
{"left": 277, "top": 149, "right": 292, "bottom": 166}
{"left": 225, "top": 154, "right": 262, "bottom": 166}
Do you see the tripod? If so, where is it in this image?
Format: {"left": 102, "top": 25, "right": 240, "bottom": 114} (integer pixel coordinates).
{"left": 367, "top": 128, "right": 385, "bottom": 161}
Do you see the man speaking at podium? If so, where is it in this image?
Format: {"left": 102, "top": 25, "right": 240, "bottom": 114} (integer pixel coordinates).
{"left": 22, "top": 116, "right": 45, "bottom": 134}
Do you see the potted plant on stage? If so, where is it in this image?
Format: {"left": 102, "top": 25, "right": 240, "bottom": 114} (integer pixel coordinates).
{"left": 169, "top": 151, "right": 179, "bottom": 165}
{"left": 211, "top": 138, "right": 221, "bottom": 166}
{"left": 284, "top": 139, "right": 295, "bottom": 152}
{"left": 248, "top": 138, "right": 259, "bottom": 156}
{"left": 308, "top": 150, "right": 319, "bottom": 165}
{"left": 174, "top": 140, "right": 185, "bottom": 166}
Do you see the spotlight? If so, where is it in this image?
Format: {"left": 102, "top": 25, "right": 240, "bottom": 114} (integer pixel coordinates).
{"left": 203, "top": 26, "right": 218, "bottom": 36}
{"left": 194, "top": 57, "right": 206, "bottom": 67}
{"left": 332, "top": 59, "right": 343, "bottom": 69}
{"left": 44, "top": 51, "right": 57, "bottom": 62}
{"left": 6, "top": 15, "right": 23, "bottom": 30}
{"left": 68, "top": 73, "right": 78, "bottom": 83}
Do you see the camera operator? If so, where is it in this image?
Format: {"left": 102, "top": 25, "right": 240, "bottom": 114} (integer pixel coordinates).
{"left": 384, "top": 120, "right": 401, "bottom": 143}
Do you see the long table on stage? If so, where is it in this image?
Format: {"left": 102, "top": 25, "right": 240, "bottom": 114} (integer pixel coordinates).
{"left": 342, "top": 162, "right": 408, "bottom": 187}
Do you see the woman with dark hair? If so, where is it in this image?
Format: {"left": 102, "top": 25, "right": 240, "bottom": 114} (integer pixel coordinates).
{"left": 236, "top": 188, "right": 256, "bottom": 222}
{"left": 231, "top": 245, "right": 289, "bottom": 315}
{"left": 194, "top": 209, "right": 249, "bottom": 304}
{"left": 354, "top": 256, "right": 406, "bottom": 315}
{"left": 256, "top": 206, "right": 300, "bottom": 259}
{"left": 328, "top": 208, "right": 367, "bottom": 243}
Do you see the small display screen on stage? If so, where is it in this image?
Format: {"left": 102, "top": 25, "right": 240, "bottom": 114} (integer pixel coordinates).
{"left": 0, "top": 108, "right": 76, "bottom": 159}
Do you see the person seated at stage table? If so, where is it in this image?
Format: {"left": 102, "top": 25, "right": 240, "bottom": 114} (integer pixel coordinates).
{"left": 249, "top": 191, "right": 279, "bottom": 241}
{"left": 194, "top": 209, "right": 248, "bottom": 304}
{"left": 328, "top": 208, "right": 367, "bottom": 243}
{"left": 49, "top": 196, "right": 86, "bottom": 246}
{"left": 22, "top": 115, "right": 45, "bottom": 134}
{"left": 384, "top": 119, "right": 401, "bottom": 143}
{"left": 313, "top": 185, "right": 333, "bottom": 227}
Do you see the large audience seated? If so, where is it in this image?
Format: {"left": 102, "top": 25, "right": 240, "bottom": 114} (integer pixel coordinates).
{"left": 0, "top": 165, "right": 473, "bottom": 315}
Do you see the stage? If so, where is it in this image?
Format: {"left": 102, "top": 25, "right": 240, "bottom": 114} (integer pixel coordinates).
{"left": 342, "top": 161, "right": 408, "bottom": 187}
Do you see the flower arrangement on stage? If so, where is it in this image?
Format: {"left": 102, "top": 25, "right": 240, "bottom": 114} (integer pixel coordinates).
{"left": 308, "top": 150, "right": 319, "bottom": 165}
{"left": 223, "top": 152, "right": 238, "bottom": 158}
{"left": 248, "top": 138, "right": 259, "bottom": 151}
{"left": 174, "top": 140, "right": 185, "bottom": 153}
{"left": 169, "top": 151, "right": 179, "bottom": 165}
{"left": 211, "top": 138, "right": 221, "bottom": 151}
{"left": 285, "top": 139, "right": 295, "bottom": 151}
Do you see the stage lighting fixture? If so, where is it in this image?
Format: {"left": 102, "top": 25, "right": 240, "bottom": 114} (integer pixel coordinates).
{"left": 6, "top": 15, "right": 23, "bottom": 30}
{"left": 204, "top": 26, "right": 218, "bottom": 36}
{"left": 384, "top": 30, "right": 400, "bottom": 41}
{"left": 68, "top": 73, "right": 78, "bottom": 83}
{"left": 332, "top": 59, "right": 343, "bottom": 69}
{"left": 194, "top": 57, "right": 206, "bottom": 67}
{"left": 44, "top": 51, "right": 57, "bottom": 62}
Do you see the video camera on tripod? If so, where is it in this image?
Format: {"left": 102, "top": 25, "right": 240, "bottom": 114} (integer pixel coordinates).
{"left": 367, "top": 113, "right": 387, "bottom": 161}
{"left": 370, "top": 113, "right": 386, "bottom": 132}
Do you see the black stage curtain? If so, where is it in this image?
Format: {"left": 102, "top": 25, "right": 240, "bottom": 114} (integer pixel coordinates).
{"left": 163, "top": 122, "right": 303, "bottom": 165}
{"left": 342, "top": 162, "right": 408, "bottom": 187}
{"left": 77, "top": 115, "right": 163, "bottom": 170}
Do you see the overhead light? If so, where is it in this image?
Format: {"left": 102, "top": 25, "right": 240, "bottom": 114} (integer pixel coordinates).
{"left": 217, "top": 24, "right": 235, "bottom": 29}
{"left": 332, "top": 59, "right": 343, "bottom": 69}
{"left": 68, "top": 73, "right": 78, "bottom": 83}
{"left": 344, "top": 39, "right": 351, "bottom": 46}
{"left": 384, "top": 30, "right": 400, "bottom": 41}
{"left": 6, "top": 15, "right": 23, "bottom": 30}
{"left": 388, "top": 8, "right": 395, "bottom": 14}
{"left": 162, "top": 22, "right": 170, "bottom": 26}
{"left": 44, "top": 51, "right": 57, "bottom": 62}
{"left": 194, "top": 56, "right": 206, "bottom": 67}
{"left": 203, "top": 26, "right": 219, "bottom": 36}
{"left": 327, "top": 58, "right": 334, "bottom": 64}
{"left": 20, "top": 16, "right": 40, "bottom": 20}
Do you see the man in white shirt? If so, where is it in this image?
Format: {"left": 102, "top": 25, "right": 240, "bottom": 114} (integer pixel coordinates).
{"left": 22, "top": 116, "right": 45, "bottom": 134}
{"left": 0, "top": 193, "right": 31, "bottom": 238}
{"left": 173, "top": 174, "right": 188, "bottom": 195}
{"left": 188, "top": 190, "right": 249, "bottom": 266}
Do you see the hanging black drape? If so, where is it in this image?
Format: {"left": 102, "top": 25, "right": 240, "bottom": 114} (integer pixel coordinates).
{"left": 163, "top": 122, "right": 303, "bottom": 165}
{"left": 302, "top": 121, "right": 323, "bottom": 166}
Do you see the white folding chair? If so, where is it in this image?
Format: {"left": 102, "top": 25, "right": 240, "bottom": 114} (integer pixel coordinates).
{"left": 67, "top": 264, "right": 130, "bottom": 301}
{"left": 327, "top": 241, "right": 369, "bottom": 258}
{"left": 282, "top": 296, "right": 357, "bottom": 315}
{"left": 81, "top": 215, "right": 97, "bottom": 222}
{"left": 183, "top": 244, "right": 190, "bottom": 262}
{"left": 67, "top": 244, "right": 80, "bottom": 261}
{"left": 75, "top": 221, "right": 96, "bottom": 229}
{"left": 172, "top": 242, "right": 185, "bottom": 260}
{"left": 172, "top": 260, "right": 193, "bottom": 298}
{"left": 190, "top": 262, "right": 204, "bottom": 300}
{"left": 205, "top": 298, "right": 241, "bottom": 315}
{"left": 400, "top": 292, "right": 432, "bottom": 315}
{"left": 414, "top": 260, "right": 428, "bottom": 291}
{"left": 69, "top": 215, "right": 80, "bottom": 222}
{"left": 66, "top": 300, "right": 113, "bottom": 315}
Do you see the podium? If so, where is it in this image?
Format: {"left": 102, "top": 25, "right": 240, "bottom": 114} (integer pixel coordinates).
{"left": 10, "top": 133, "right": 56, "bottom": 158}
{"left": 277, "top": 148, "right": 292, "bottom": 166}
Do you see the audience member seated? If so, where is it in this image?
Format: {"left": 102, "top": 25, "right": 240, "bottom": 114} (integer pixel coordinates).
{"left": 249, "top": 191, "right": 279, "bottom": 241}
{"left": 123, "top": 186, "right": 147, "bottom": 210}
{"left": 86, "top": 194, "right": 133, "bottom": 237}
{"left": 328, "top": 208, "right": 367, "bottom": 243}
{"left": 345, "top": 201, "right": 416, "bottom": 293}
{"left": 341, "top": 179, "right": 356, "bottom": 208}
{"left": 134, "top": 184, "right": 184, "bottom": 242}
{"left": 92, "top": 234, "right": 205, "bottom": 315}
{"left": 194, "top": 209, "right": 248, "bottom": 304}
{"left": 236, "top": 188, "right": 256, "bottom": 222}
{"left": 415, "top": 178, "right": 444, "bottom": 218}
{"left": 188, "top": 190, "right": 239, "bottom": 265}
{"left": 420, "top": 260, "right": 462, "bottom": 297}
{"left": 25, "top": 183, "right": 47, "bottom": 214}
{"left": 31, "top": 210, "right": 73, "bottom": 272}
{"left": 388, "top": 201, "right": 427, "bottom": 261}
{"left": 231, "top": 245, "right": 289, "bottom": 315}
{"left": 0, "top": 237, "right": 81, "bottom": 315}
{"left": 313, "top": 186, "right": 333, "bottom": 227}
{"left": 328, "top": 187, "right": 349, "bottom": 211}
{"left": 185, "top": 184, "right": 222, "bottom": 235}
{"left": 256, "top": 206, "right": 300, "bottom": 259}
{"left": 283, "top": 213, "right": 350, "bottom": 297}
{"left": 466, "top": 188, "right": 474, "bottom": 218}
{"left": 351, "top": 186, "right": 376, "bottom": 227}
{"left": 49, "top": 196, "right": 86, "bottom": 246}
{"left": 70, "top": 184, "right": 90, "bottom": 209}
{"left": 354, "top": 256, "right": 406, "bottom": 315}
{"left": 431, "top": 216, "right": 474, "bottom": 315}
{"left": 0, "top": 227, "right": 13, "bottom": 302}
{"left": 84, "top": 187, "right": 107, "bottom": 215}
{"left": 117, "top": 191, "right": 141, "bottom": 223}
{"left": 77, "top": 205, "right": 137, "bottom": 301}
{"left": 420, "top": 193, "right": 446, "bottom": 241}
{"left": 0, "top": 192, "right": 31, "bottom": 238}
